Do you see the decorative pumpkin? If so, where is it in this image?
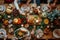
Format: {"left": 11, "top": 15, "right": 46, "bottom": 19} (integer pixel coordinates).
{"left": 44, "top": 19, "right": 49, "bottom": 24}
{"left": 3, "top": 20, "right": 9, "bottom": 25}
{"left": 13, "top": 18, "right": 18, "bottom": 24}
{"left": 13, "top": 18, "right": 21, "bottom": 24}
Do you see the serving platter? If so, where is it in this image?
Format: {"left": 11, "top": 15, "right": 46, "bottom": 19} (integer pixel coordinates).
{"left": 14, "top": 27, "right": 30, "bottom": 39}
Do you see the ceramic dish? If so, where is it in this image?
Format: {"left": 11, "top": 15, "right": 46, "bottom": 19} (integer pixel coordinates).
{"left": 41, "top": 4, "right": 48, "bottom": 12}
{"left": 35, "top": 29, "right": 44, "bottom": 38}
{"left": 27, "top": 15, "right": 42, "bottom": 25}
{"left": 20, "top": 6, "right": 30, "bottom": 14}
{"left": 14, "top": 27, "right": 30, "bottom": 39}
{"left": 0, "top": 28, "right": 6, "bottom": 38}
{"left": 53, "top": 29, "right": 60, "bottom": 38}
{"left": 0, "top": 5, "right": 5, "bottom": 13}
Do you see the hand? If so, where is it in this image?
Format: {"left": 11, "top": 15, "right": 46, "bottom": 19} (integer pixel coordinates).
{"left": 26, "top": 0, "right": 31, "bottom": 5}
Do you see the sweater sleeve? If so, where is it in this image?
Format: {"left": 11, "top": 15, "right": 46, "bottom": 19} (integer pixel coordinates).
{"left": 14, "top": 0, "right": 20, "bottom": 10}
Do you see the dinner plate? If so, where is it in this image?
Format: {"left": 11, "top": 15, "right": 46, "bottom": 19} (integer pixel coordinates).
{"left": 0, "top": 28, "right": 6, "bottom": 38}
{"left": 53, "top": 29, "right": 60, "bottom": 38}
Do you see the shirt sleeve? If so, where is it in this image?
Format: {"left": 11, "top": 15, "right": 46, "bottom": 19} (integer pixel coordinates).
{"left": 14, "top": 0, "right": 20, "bottom": 10}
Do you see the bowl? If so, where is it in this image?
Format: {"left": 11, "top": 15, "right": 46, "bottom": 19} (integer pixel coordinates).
{"left": 53, "top": 29, "right": 60, "bottom": 38}
{"left": 0, "top": 5, "right": 5, "bottom": 13}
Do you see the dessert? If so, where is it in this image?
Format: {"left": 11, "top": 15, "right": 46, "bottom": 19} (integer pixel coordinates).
{"left": 18, "top": 30, "right": 27, "bottom": 37}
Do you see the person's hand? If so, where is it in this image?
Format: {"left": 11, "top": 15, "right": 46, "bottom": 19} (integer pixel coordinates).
{"left": 26, "top": 0, "right": 31, "bottom": 5}
{"left": 47, "top": 4, "right": 52, "bottom": 12}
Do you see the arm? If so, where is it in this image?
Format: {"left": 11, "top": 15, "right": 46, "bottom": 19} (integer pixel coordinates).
{"left": 14, "top": 0, "right": 20, "bottom": 10}
{"left": 47, "top": 0, "right": 53, "bottom": 5}
{"left": 27, "top": 0, "right": 31, "bottom": 5}
{"left": 14, "top": 0, "right": 23, "bottom": 14}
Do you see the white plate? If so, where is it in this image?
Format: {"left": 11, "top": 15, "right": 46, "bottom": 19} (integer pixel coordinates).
{"left": 53, "top": 29, "right": 60, "bottom": 38}
{"left": 0, "top": 28, "right": 6, "bottom": 38}
{"left": 14, "top": 27, "right": 30, "bottom": 39}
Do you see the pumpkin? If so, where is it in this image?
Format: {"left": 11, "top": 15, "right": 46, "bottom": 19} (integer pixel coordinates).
{"left": 13, "top": 18, "right": 21, "bottom": 24}
{"left": 3, "top": 20, "right": 9, "bottom": 25}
